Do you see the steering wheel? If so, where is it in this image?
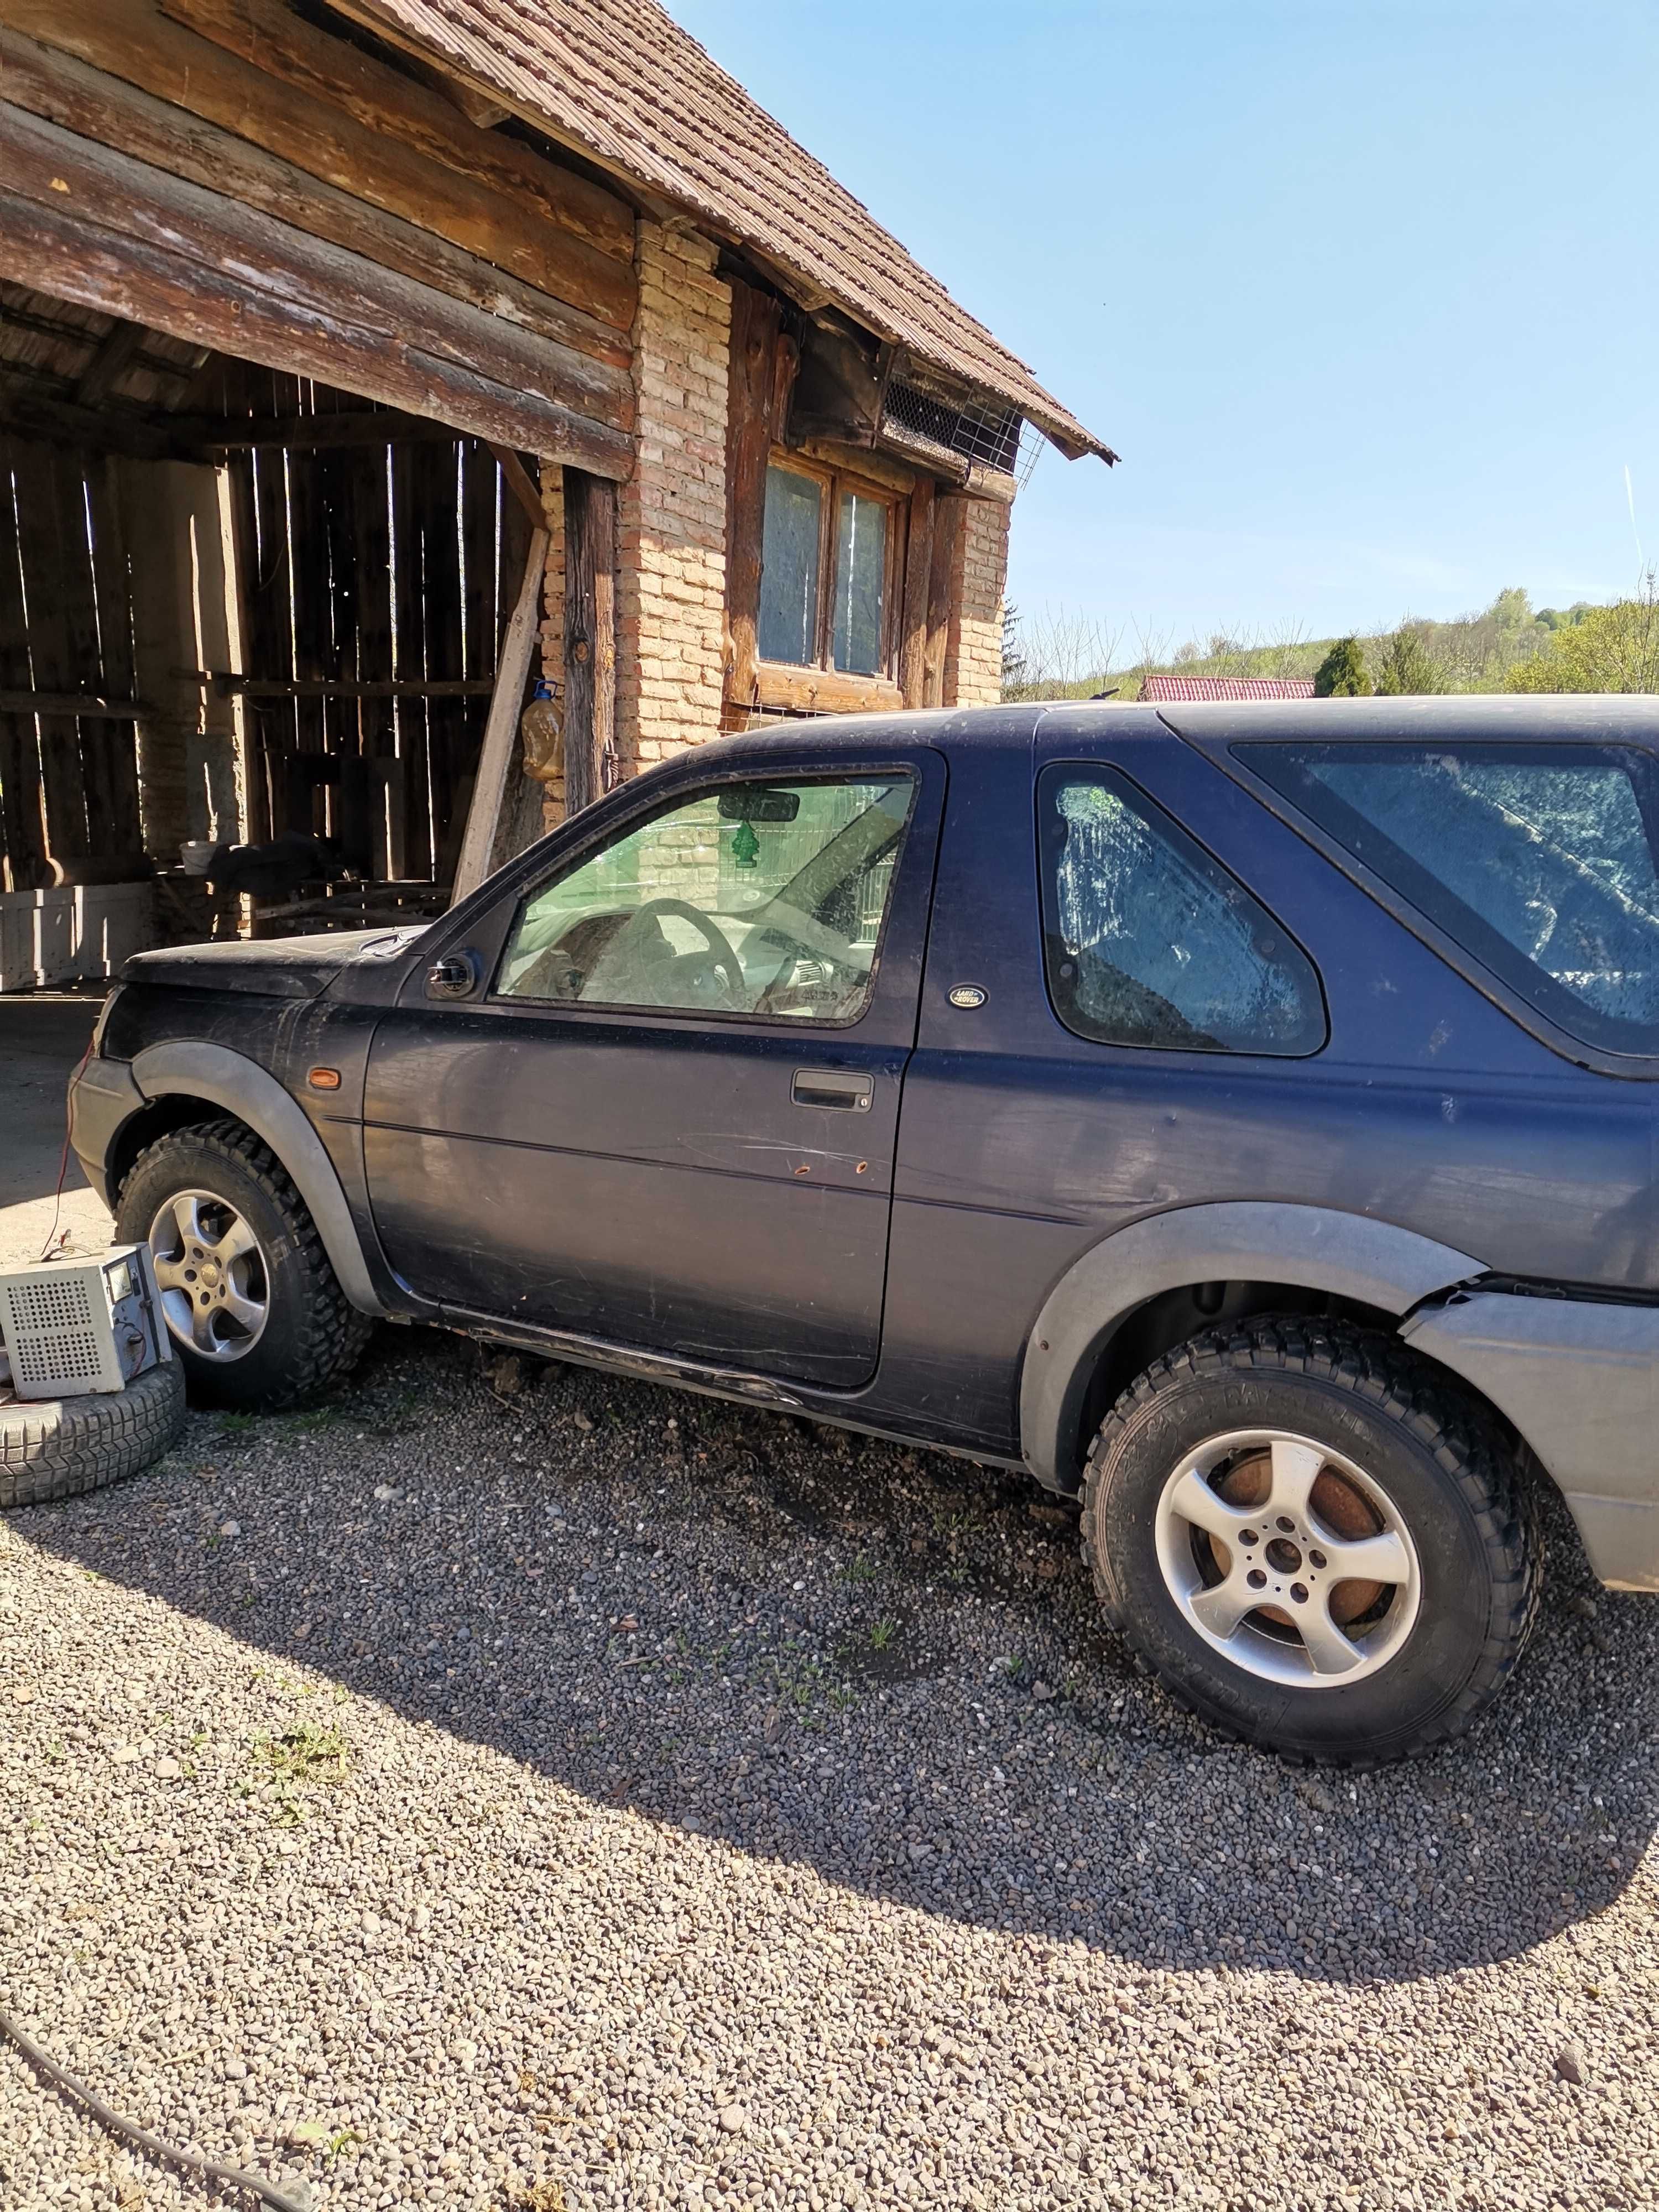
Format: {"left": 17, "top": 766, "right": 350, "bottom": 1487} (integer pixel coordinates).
{"left": 585, "top": 896, "right": 746, "bottom": 1008}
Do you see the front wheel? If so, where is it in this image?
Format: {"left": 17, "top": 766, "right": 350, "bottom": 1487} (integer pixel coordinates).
{"left": 1081, "top": 1317, "right": 1539, "bottom": 1764}
{"left": 114, "top": 1119, "right": 373, "bottom": 1409}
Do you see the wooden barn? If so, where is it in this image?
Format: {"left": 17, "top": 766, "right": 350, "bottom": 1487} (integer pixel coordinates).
{"left": 0, "top": 0, "right": 1111, "bottom": 983}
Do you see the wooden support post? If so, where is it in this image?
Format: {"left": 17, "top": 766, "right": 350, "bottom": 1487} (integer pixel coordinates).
{"left": 925, "top": 493, "right": 965, "bottom": 709}
{"left": 0, "top": 434, "right": 48, "bottom": 890}
{"left": 451, "top": 525, "right": 549, "bottom": 904}
{"left": 899, "top": 477, "right": 935, "bottom": 709}
{"left": 722, "top": 281, "right": 784, "bottom": 725}
{"left": 562, "top": 467, "right": 615, "bottom": 817}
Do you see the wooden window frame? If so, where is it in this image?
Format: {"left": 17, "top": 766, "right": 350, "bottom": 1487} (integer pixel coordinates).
{"left": 754, "top": 449, "right": 905, "bottom": 711}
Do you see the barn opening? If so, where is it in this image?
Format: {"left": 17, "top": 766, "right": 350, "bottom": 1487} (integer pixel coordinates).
{"left": 0, "top": 290, "right": 556, "bottom": 982}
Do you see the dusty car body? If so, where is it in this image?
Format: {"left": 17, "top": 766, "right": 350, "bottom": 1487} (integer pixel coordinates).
{"left": 69, "top": 694, "right": 1659, "bottom": 1760}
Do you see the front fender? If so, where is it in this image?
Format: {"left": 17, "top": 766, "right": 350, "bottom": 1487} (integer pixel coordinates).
{"left": 1019, "top": 1201, "right": 1484, "bottom": 1491}
{"left": 129, "top": 1040, "right": 382, "bottom": 1316}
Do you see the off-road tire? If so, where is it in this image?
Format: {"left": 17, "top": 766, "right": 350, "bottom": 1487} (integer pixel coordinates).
{"left": 1, "top": 1359, "right": 186, "bottom": 1509}
{"left": 114, "top": 1119, "right": 373, "bottom": 1410}
{"left": 1080, "top": 1315, "right": 1540, "bottom": 1765}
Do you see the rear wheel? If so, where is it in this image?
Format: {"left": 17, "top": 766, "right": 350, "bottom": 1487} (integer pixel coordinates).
{"left": 114, "top": 1119, "right": 372, "bottom": 1409}
{"left": 1081, "top": 1316, "right": 1538, "bottom": 1764}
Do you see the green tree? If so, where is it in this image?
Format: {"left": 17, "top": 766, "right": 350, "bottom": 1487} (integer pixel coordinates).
{"left": 1314, "top": 636, "right": 1373, "bottom": 697}
{"left": 1490, "top": 586, "right": 1533, "bottom": 631}
{"left": 1373, "top": 624, "right": 1444, "bottom": 695}
{"left": 1506, "top": 577, "right": 1659, "bottom": 693}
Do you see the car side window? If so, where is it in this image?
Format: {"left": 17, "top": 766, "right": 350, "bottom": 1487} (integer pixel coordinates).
{"left": 1038, "top": 764, "right": 1326, "bottom": 1056}
{"left": 495, "top": 775, "right": 915, "bottom": 1022}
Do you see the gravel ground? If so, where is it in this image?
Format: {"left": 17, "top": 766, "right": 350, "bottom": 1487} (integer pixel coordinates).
{"left": 2, "top": 1328, "right": 1656, "bottom": 2212}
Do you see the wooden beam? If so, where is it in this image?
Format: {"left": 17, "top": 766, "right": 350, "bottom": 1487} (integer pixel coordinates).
{"left": 180, "top": 672, "right": 499, "bottom": 700}
{"left": 899, "top": 477, "right": 934, "bottom": 708}
{"left": 562, "top": 469, "right": 615, "bottom": 816}
{"left": 72, "top": 316, "right": 147, "bottom": 403}
{"left": 722, "top": 281, "right": 784, "bottom": 723}
{"left": 488, "top": 444, "right": 545, "bottom": 533}
{"left": 0, "top": 93, "right": 632, "bottom": 436}
{"left": 451, "top": 524, "right": 548, "bottom": 904}
{"left": 0, "top": 102, "right": 635, "bottom": 476}
{"left": 160, "top": 0, "right": 633, "bottom": 263}
{"left": 0, "top": 687, "right": 150, "bottom": 717}
{"left": 0, "top": 366, "right": 189, "bottom": 458}
{"left": 0, "top": 28, "right": 633, "bottom": 372}
{"left": 753, "top": 664, "right": 904, "bottom": 716}
{"left": 169, "top": 406, "right": 462, "bottom": 451}
{"left": 794, "top": 435, "right": 922, "bottom": 498}
{"left": 0, "top": 1, "right": 637, "bottom": 330}
{"left": 924, "top": 494, "right": 964, "bottom": 709}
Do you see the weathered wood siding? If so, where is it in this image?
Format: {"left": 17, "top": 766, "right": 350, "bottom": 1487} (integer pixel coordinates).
{"left": 0, "top": 3, "right": 636, "bottom": 468}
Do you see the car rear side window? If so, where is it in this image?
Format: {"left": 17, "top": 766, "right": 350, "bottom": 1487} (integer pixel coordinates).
{"left": 1243, "top": 742, "right": 1659, "bottom": 1055}
{"left": 1038, "top": 765, "right": 1326, "bottom": 1056}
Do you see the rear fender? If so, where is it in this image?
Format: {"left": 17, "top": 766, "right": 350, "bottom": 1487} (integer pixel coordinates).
{"left": 1020, "top": 1202, "right": 1485, "bottom": 1491}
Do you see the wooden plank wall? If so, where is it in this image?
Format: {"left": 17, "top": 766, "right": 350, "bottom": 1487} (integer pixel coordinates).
{"left": 212, "top": 361, "right": 532, "bottom": 885}
{"left": 0, "top": 431, "right": 144, "bottom": 889}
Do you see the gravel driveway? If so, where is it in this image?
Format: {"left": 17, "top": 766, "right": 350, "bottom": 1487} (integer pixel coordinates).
{"left": 2, "top": 1331, "right": 1656, "bottom": 2211}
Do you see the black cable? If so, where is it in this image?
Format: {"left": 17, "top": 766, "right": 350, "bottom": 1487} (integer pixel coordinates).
{"left": 1, "top": 2002, "right": 312, "bottom": 2212}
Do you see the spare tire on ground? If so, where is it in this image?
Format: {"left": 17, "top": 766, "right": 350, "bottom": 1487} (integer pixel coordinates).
{"left": 0, "top": 1360, "right": 186, "bottom": 1510}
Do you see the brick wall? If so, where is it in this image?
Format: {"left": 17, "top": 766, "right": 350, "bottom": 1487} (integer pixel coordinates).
{"left": 617, "top": 220, "right": 731, "bottom": 772}
{"left": 945, "top": 494, "right": 1010, "bottom": 708}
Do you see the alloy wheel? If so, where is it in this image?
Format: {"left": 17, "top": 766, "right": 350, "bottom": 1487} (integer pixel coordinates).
{"left": 1153, "top": 1428, "right": 1422, "bottom": 1687}
{"left": 148, "top": 1189, "right": 271, "bottom": 1361}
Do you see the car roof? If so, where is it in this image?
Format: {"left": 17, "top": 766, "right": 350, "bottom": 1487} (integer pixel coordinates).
{"left": 1033, "top": 691, "right": 1659, "bottom": 749}
{"left": 655, "top": 694, "right": 1659, "bottom": 784}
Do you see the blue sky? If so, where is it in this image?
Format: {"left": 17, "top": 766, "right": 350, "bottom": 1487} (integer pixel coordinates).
{"left": 668, "top": 0, "right": 1659, "bottom": 659}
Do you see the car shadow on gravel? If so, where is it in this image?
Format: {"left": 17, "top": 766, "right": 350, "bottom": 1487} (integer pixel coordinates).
{"left": 17, "top": 1328, "right": 1659, "bottom": 1988}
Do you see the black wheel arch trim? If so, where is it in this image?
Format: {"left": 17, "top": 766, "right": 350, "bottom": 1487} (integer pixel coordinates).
{"left": 1019, "top": 1201, "right": 1485, "bottom": 1494}
{"left": 121, "top": 1040, "right": 383, "bottom": 1316}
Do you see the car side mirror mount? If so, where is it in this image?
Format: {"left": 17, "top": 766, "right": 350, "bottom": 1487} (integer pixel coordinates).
{"left": 426, "top": 949, "right": 482, "bottom": 1001}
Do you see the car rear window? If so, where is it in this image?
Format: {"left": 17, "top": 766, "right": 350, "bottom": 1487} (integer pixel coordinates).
{"left": 1242, "top": 741, "right": 1659, "bottom": 1055}
{"left": 1038, "top": 765, "right": 1326, "bottom": 1056}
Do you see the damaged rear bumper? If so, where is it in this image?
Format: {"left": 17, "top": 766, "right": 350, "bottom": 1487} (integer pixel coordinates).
{"left": 1402, "top": 1290, "right": 1659, "bottom": 1592}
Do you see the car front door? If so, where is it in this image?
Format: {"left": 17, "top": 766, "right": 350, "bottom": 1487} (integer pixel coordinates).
{"left": 362, "top": 752, "right": 944, "bottom": 1389}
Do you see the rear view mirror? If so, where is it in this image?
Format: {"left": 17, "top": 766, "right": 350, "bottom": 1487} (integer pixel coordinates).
{"left": 718, "top": 786, "right": 800, "bottom": 823}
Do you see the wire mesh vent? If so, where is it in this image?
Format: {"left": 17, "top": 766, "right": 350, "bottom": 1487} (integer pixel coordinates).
{"left": 881, "top": 380, "right": 1022, "bottom": 474}
{"left": 3, "top": 1272, "right": 103, "bottom": 1386}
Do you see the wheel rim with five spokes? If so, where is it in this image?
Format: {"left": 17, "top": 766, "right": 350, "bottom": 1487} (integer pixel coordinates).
{"left": 1154, "top": 1428, "right": 1422, "bottom": 1688}
{"left": 148, "top": 1190, "right": 270, "bottom": 1361}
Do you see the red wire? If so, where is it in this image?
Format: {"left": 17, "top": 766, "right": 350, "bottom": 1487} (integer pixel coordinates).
{"left": 38, "top": 1035, "right": 95, "bottom": 1265}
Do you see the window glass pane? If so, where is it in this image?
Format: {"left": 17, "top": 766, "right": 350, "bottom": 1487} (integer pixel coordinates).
{"left": 1039, "top": 766, "right": 1325, "bottom": 1055}
{"left": 498, "top": 777, "right": 914, "bottom": 1022}
{"left": 832, "top": 491, "right": 887, "bottom": 675}
{"left": 1244, "top": 742, "right": 1659, "bottom": 1054}
{"left": 758, "top": 466, "right": 822, "bottom": 665}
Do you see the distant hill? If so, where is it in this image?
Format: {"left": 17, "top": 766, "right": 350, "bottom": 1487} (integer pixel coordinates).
{"left": 1002, "top": 588, "right": 1600, "bottom": 702}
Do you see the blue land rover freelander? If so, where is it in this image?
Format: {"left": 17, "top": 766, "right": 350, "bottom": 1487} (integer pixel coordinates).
{"left": 67, "top": 695, "right": 1659, "bottom": 1763}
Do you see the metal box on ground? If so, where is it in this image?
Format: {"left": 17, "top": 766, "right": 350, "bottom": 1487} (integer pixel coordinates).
{"left": 0, "top": 1246, "right": 171, "bottom": 1400}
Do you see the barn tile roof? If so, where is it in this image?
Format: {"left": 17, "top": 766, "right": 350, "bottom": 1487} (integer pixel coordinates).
{"left": 344, "top": 0, "right": 1114, "bottom": 462}
{"left": 1140, "top": 674, "right": 1318, "bottom": 703}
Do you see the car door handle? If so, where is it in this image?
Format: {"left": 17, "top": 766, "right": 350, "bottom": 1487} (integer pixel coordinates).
{"left": 791, "top": 1067, "right": 873, "bottom": 1111}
